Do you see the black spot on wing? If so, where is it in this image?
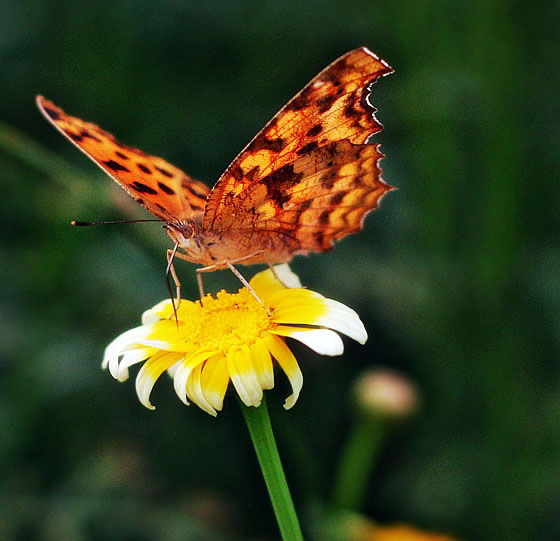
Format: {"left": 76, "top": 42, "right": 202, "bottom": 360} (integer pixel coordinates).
{"left": 155, "top": 166, "right": 173, "bottom": 178}
{"left": 44, "top": 106, "right": 60, "bottom": 120}
{"left": 66, "top": 129, "right": 103, "bottom": 143}
{"left": 316, "top": 94, "right": 337, "bottom": 113}
{"left": 130, "top": 181, "right": 158, "bottom": 195}
{"left": 296, "top": 141, "right": 318, "bottom": 155}
{"left": 318, "top": 56, "right": 348, "bottom": 84}
{"left": 259, "top": 164, "right": 303, "bottom": 207}
{"left": 115, "top": 151, "right": 130, "bottom": 160}
{"left": 104, "top": 160, "right": 130, "bottom": 172}
{"left": 230, "top": 164, "right": 244, "bottom": 181}
{"left": 299, "top": 199, "right": 313, "bottom": 212}
{"left": 320, "top": 172, "right": 337, "bottom": 190}
{"left": 245, "top": 166, "right": 260, "bottom": 181}
{"left": 285, "top": 86, "right": 313, "bottom": 111}
{"left": 183, "top": 181, "right": 209, "bottom": 199}
{"left": 247, "top": 137, "right": 286, "bottom": 153}
{"left": 318, "top": 209, "right": 330, "bottom": 225}
{"left": 343, "top": 96, "right": 363, "bottom": 123}
{"left": 66, "top": 131, "right": 83, "bottom": 142}
{"left": 330, "top": 191, "right": 346, "bottom": 205}
{"left": 81, "top": 130, "right": 102, "bottom": 142}
{"left": 158, "top": 182, "right": 175, "bottom": 195}
{"left": 312, "top": 230, "right": 330, "bottom": 250}
{"left": 306, "top": 124, "right": 323, "bottom": 137}
{"left": 137, "top": 163, "right": 152, "bottom": 174}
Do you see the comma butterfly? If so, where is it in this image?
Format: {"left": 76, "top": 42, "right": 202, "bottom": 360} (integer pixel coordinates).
{"left": 37, "top": 47, "right": 394, "bottom": 293}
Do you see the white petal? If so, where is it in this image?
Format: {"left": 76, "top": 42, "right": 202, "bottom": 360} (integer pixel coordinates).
{"left": 174, "top": 350, "right": 218, "bottom": 413}
{"left": 172, "top": 360, "right": 193, "bottom": 406}
{"left": 286, "top": 328, "right": 344, "bottom": 356}
{"left": 314, "top": 299, "right": 368, "bottom": 344}
{"left": 186, "top": 366, "right": 218, "bottom": 417}
{"left": 102, "top": 325, "right": 155, "bottom": 378}
{"left": 134, "top": 353, "right": 179, "bottom": 410}
{"left": 166, "top": 359, "right": 181, "bottom": 378}
{"left": 116, "top": 349, "right": 151, "bottom": 381}
{"left": 135, "top": 364, "right": 158, "bottom": 410}
{"left": 273, "top": 264, "right": 302, "bottom": 288}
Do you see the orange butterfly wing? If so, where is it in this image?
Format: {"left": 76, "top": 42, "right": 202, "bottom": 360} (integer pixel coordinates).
{"left": 203, "top": 47, "right": 394, "bottom": 256}
{"left": 36, "top": 96, "right": 209, "bottom": 222}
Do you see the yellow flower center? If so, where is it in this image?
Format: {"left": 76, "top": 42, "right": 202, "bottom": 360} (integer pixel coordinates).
{"left": 177, "top": 289, "right": 273, "bottom": 351}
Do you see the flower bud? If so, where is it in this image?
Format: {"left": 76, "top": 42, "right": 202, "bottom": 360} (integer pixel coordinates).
{"left": 353, "top": 368, "right": 419, "bottom": 420}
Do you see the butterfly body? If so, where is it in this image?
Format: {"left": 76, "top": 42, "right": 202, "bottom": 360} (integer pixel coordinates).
{"left": 165, "top": 218, "right": 294, "bottom": 269}
{"left": 37, "top": 47, "right": 394, "bottom": 274}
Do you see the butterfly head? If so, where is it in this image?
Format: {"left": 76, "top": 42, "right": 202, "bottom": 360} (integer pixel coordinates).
{"left": 166, "top": 220, "right": 195, "bottom": 245}
{"left": 165, "top": 220, "right": 213, "bottom": 266}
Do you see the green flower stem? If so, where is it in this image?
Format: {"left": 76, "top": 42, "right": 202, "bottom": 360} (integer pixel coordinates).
{"left": 332, "top": 414, "right": 384, "bottom": 511}
{"left": 240, "top": 398, "right": 303, "bottom": 541}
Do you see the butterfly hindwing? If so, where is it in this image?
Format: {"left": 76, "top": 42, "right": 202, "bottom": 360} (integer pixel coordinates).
{"left": 36, "top": 96, "right": 209, "bottom": 222}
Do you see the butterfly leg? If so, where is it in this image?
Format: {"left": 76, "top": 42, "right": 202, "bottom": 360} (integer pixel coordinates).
{"left": 166, "top": 249, "right": 207, "bottom": 301}
{"left": 195, "top": 248, "right": 266, "bottom": 296}
{"left": 195, "top": 269, "right": 206, "bottom": 299}
{"left": 196, "top": 253, "right": 271, "bottom": 316}
{"left": 263, "top": 255, "right": 284, "bottom": 285}
{"left": 226, "top": 261, "right": 272, "bottom": 317}
{"left": 166, "top": 245, "right": 183, "bottom": 303}
{"left": 166, "top": 245, "right": 184, "bottom": 325}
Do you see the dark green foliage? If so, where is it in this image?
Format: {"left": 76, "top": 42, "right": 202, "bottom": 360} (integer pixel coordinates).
{"left": 1, "top": 1, "right": 558, "bottom": 539}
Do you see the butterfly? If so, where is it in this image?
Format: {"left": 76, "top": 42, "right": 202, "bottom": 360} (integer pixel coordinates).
{"left": 37, "top": 47, "right": 394, "bottom": 295}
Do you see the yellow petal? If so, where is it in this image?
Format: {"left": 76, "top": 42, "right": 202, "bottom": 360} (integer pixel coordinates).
{"left": 141, "top": 298, "right": 197, "bottom": 324}
{"left": 250, "top": 264, "right": 302, "bottom": 297}
{"left": 200, "top": 354, "right": 230, "bottom": 412}
{"left": 264, "top": 334, "right": 303, "bottom": 409}
{"left": 251, "top": 339, "right": 274, "bottom": 390}
{"left": 227, "top": 348, "right": 263, "bottom": 407}
{"left": 269, "top": 291, "right": 328, "bottom": 324}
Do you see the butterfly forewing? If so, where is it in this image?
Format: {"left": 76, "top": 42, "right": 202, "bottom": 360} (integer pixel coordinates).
{"left": 36, "top": 96, "right": 209, "bottom": 222}
{"left": 203, "top": 46, "right": 394, "bottom": 253}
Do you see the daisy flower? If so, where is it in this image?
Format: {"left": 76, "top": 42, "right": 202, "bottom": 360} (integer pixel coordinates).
{"left": 103, "top": 264, "right": 367, "bottom": 416}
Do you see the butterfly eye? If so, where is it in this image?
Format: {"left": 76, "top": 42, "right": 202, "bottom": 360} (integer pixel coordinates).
{"left": 178, "top": 222, "right": 194, "bottom": 238}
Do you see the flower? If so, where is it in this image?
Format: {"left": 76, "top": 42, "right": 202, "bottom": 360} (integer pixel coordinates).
{"left": 353, "top": 368, "right": 420, "bottom": 420}
{"left": 103, "top": 264, "right": 367, "bottom": 416}
{"left": 329, "top": 513, "right": 458, "bottom": 541}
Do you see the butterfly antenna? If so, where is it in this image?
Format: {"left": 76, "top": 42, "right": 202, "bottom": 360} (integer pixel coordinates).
{"left": 71, "top": 219, "right": 163, "bottom": 226}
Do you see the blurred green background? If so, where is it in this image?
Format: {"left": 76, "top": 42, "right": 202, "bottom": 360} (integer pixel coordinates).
{"left": 1, "top": 1, "right": 558, "bottom": 539}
